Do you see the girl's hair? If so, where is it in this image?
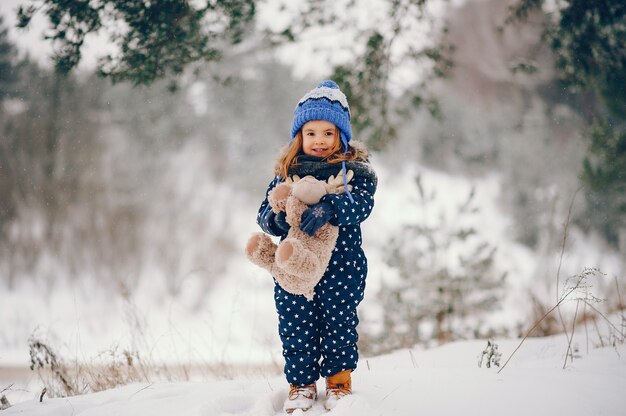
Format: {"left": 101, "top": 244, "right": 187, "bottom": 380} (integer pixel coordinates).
{"left": 274, "top": 127, "right": 367, "bottom": 178}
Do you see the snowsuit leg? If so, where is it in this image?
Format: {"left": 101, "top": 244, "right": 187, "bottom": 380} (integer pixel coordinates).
{"left": 274, "top": 283, "right": 322, "bottom": 385}
{"left": 274, "top": 248, "right": 367, "bottom": 384}
{"left": 317, "top": 248, "right": 367, "bottom": 377}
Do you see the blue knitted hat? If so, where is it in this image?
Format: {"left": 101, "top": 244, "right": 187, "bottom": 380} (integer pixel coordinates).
{"left": 291, "top": 80, "right": 352, "bottom": 151}
{"left": 290, "top": 80, "right": 355, "bottom": 203}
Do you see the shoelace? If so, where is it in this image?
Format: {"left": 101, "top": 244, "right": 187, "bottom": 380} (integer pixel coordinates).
{"left": 326, "top": 382, "right": 351, "bottom": 398}
{"left": 288, "top": 384, "right": 316, "bottom": 400}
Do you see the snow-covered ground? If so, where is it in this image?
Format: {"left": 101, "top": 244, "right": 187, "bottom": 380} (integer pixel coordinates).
{"left": 1, "top": 162, "right": 624, "bottom": 409}
{"left": 4, "top": 334, "right": 625, "bottom": 416}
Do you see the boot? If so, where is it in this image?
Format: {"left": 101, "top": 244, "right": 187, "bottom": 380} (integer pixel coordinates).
{"left": 283, "top": 383, "right": 317, "bottom": 414}
{"left": 324, "top": 370, "right": 352, "bottom": 410}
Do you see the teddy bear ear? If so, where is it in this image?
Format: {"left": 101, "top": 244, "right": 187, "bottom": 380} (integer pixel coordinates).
{"left": 332, "top": 169, "right": 354, "bottom": 185}
{"left": 285, "top": 176, "right": 293, "bottom": 184}
{"left": 292, "top": 174, "right": 301, "bottom": 183}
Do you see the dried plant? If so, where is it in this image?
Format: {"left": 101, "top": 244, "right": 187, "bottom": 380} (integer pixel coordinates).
{"left": 29, "top": 337, "right": 76, "bottom": 397}
{"left": 0, "top": 384, "right": 12, "bottom": 410}
{"left": 478, "top": 339, "right": 502, "bottom": 369}
{"left": 28, "top": 336, "right": 152, "bottom": 398}
{"left": 498, "top": 267, "right": 623, "bottom": 373}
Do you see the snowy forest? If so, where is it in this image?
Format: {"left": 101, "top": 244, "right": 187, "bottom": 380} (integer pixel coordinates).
{"left": 1, "top": 0, "right": 625, "bottom": 414}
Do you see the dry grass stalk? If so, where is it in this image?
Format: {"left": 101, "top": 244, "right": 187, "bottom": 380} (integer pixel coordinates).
{"left": 28, "top": 337, "right": 153, "bottom": 398}
{"left": 498, "top": 268, "right": 599, "bottom": 373}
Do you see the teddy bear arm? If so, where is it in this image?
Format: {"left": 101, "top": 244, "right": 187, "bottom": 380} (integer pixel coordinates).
{"left": 268, "top": 182, "right": 292, "bottom": 213}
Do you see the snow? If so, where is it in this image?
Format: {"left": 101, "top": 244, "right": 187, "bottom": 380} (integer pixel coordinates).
{"left": 1, "top": 161, "right": 624, "bottom": 411}
{"left": 2, "top": 1, "right": 625, "bottom": 414}
{"left": 4, "top": 335, "right": 625, "bottom": 416}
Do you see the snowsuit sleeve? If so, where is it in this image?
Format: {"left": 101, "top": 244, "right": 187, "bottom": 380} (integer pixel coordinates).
{"left": 256, "top": 176, "right": 285, "bottom": 237}
{"left": 320, "top": 174, "right": 375, "bottom": 226}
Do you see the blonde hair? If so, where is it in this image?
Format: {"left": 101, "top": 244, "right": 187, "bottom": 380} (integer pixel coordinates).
{"left": 274, "top": 127, "right": 367, "bottom": 178}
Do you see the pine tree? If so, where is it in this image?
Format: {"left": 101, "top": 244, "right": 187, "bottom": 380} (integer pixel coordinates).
{"left": 0, "top": 16, "right": 19, "bottom": 239}
{"left": 377, "top": 176, "right": 506, "bottom": 350}
{"left": 15, "top": 0, "right": 453, "bottom": 149}
{"left": 17, "top": 0, "right": 256, "bottom": 85}
{"left": 508, "top": 0, "right": 626, "bottom": 248}
{"left": 0, "top": 16, "right": 17, "bottom": 101}
{"left": 581, "top": 121, "right": 626, "bottom": 245}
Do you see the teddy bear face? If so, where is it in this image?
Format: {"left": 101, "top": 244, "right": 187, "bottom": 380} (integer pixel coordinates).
{"left": 291, "top": 176, "right": 327, "bottom": 205}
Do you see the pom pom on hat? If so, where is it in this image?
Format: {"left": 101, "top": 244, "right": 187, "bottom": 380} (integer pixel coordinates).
{"left": 317, "top": 80, "right": 339, "bottom": 89}
{"left": 290, "top": 80, "right": 352, "bottom": 143}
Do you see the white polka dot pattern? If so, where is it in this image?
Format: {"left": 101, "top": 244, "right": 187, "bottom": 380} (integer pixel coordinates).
{"left": 257, "top": 173, "right": 375, "bottom": 385}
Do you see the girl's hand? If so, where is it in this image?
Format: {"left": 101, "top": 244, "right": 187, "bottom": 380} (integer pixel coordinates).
{"left": 261, "top": 209, "right": 289, "bottom": 236}
{"left": 300, "top": 202, "right": 334, "bottom": 237}
{"left": 274, "top": 211, "right": 290, "bottom": 234}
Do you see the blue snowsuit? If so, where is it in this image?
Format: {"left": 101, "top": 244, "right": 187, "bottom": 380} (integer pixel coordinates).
{"left": 256, "top": 154, "right": 377, "bottom": 386}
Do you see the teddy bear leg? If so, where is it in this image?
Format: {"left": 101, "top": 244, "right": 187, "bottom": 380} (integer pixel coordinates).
{"left": 245, "top": 232, "right": 277, "bottom": 271}
{"left": 276, "top": 238, "right": 321, "bottom": 279}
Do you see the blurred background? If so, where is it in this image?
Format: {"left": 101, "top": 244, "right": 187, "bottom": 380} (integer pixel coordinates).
{"left": 0, "top": 0, "right": 624, "bottom": 403}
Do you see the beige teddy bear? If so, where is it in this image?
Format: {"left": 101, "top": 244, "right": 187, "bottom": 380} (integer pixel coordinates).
{"left": 245, "top": 170, "right": 353, "bottom": 300}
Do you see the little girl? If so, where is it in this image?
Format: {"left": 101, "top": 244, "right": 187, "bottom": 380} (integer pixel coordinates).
{"left": 253, "top": 80, "right": 377, "bottom": 413}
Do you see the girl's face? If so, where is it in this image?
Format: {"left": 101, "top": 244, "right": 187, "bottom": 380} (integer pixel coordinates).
{"left": 301, "top": 120, "right": 338, "bottom": 158}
